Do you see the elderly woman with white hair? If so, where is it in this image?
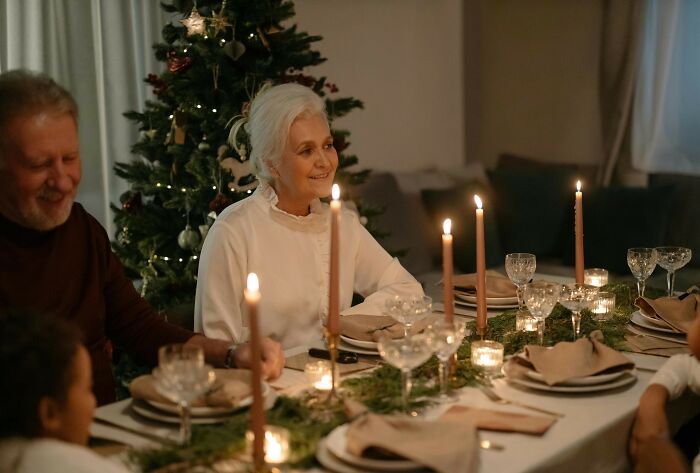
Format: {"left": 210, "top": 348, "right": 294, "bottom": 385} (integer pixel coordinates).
{"left": 194, "top": 83, "right": 423, "bottom": 348}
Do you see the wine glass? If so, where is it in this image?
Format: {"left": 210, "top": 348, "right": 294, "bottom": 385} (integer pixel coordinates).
{"left": 377, "top": 334, "right": 433, "bottom": 414}
{"left": 559, "top": 284, "right": 598, "bottom": 340}
{"left": 627, "top": 248, "right": 658, "bottom": 298}
{"left": 505, "top": 253, "right": 537, "bottom": 315}
{"left": 655, "top": 247, "right": 692, "bottom": 297}
{"left": 385, "top": 295, "right": 432, "bottom": 336}
{"left": 153, "top": 344, "right": 215, "bottom": 445}
{"left": 523, "top": 282, "right": 559, "bottom": 345}
{"left": 425, "top": 320, "right": 467, "bottom": 401}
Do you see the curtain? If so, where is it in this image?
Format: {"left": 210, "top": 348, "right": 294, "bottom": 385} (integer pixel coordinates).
{"left": 632, "top": 0, "right": 700, "bottom": 174}
{"left": 0, "top": 0, "right": 171, "bottom": 236}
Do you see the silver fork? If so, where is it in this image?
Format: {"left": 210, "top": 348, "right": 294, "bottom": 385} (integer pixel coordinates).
{"left": 478, "top": 384, "right": 565, "bottom": 418}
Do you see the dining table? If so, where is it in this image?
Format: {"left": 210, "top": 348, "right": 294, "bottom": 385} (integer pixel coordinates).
{"left": 90, "top": 274, "right": 700, "bottom": 473}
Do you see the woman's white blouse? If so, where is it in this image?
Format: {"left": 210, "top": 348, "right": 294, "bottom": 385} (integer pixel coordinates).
{"left": 194, "top": 182, "right": 423, "bottom": 348}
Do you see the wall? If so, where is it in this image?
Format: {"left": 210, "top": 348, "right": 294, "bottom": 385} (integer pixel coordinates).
{"left": 294, "top": 0, "right": 465, "bottom": 172}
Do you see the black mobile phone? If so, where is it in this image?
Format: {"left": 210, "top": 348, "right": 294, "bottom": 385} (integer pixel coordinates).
{"left": 308, "top": 347, "right": 359, "bottom": 364}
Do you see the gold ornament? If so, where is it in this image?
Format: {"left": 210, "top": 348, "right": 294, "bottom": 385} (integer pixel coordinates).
{"left": 210, "top": 7, "right": 231, "bottom": 37}
{"left": 180, "top": 6, "right": 206, "bottom": 36}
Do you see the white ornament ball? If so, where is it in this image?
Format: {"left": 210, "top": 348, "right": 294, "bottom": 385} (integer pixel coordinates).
{"left": 177, "top": 225, "right": 201, "bottom": 250}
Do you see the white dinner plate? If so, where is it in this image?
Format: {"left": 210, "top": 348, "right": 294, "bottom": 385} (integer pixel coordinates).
{"left": 455, "top": 293, "right": 519, "bottom": 308}
{"left": 338, "top": 340, "right": 380, "bottom": 356}
{"left": 504, "top": 361, "right": 638, "bottom": 393}
{"left": 631, "top": 311, "right": 683, "bottom": 334}
{"left": 131, "top": 400, "right": 228, "bottom": 425}
{"left": 525, "top": 369, "right": 629, "bottom": 386}
{"left": 340, "top": 335, "right": 379, "bottom": 350}
{"left": 325, "top": 424, "right": 424, "bottom": 471}
{"left": 145, "top": 383, "right": 270, "bottom": 416}
{"left": 626, "top": 323, "right": 688, "bottom": 345}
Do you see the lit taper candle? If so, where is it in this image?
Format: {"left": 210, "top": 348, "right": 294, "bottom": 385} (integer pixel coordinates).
{"left": 244, "top": 273, "right": 265, "bottom": 470}
{"left": 328, "top": 184, "right": 341, "bottom": 335}
{"left": 442, "top": 218, "right": 454, "bottom": 323}
{"left": 575, "top": 180, "right": 584, "bottom": 284}
{"left": 474, "top": 195, "right": 487, "bottom": 336}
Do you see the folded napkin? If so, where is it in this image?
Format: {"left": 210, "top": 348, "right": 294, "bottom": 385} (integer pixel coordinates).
{"left": 339, "top": 314, "right": 440, "bottom": 342}
{"left": 130, "top": 369, "right": 252, "bottom": 408}
{"left": 346, "top": 412, "right": 478, "bottom": 473}
{"left": 635, "top": 295, "right": 700, "bottom": 334}
{"left": 624, "top": 331, "right": 689, "bottom": 357}
{"left": 444, "top": 405, "right": 555, "bottom": 435}
{"left": 524, "top": 330, "right": 634, "bottom": 385}
{"left": 452, "top": 270, "right": 517, "bottom": 298}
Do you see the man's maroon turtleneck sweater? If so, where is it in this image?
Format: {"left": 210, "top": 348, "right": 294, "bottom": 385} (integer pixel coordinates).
{"left": 0, "top": 203, "right": 193, "bottom": 405}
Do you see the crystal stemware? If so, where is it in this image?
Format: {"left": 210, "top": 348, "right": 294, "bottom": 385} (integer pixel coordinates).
{"left": 377, "top": 334, "right": 433, "bottom": 414}
{"left": 505, "top": 253, "right": 537, "bottom": 315}
{"left": 153, "top": 344, "right": 215, "bottom": 445}
{"left": 655, "top": 247, "right": 692, "bottom": 297}
{"left": 523, "top": 282, "right": 559, "bottom": 345}
{"left": 559, "top": 284, "right": 598, "bottom": 340}
{"left": 627, "top": 248, "right": 658, "bottom": 298}
{"left": 425, "top": 320, "right": 467, "bottom": 401}
{"left": 385, "top": 295, "right": 432, "bottom": 336}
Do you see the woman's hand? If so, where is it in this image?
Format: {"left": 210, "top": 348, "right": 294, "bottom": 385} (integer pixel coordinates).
{"left": 629, "top": 383, "right": 671, "bottom": 460}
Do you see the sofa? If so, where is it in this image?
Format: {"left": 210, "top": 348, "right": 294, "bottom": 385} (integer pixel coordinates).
{"left": 351, "top": 155, "right": 700, "bottom": 299}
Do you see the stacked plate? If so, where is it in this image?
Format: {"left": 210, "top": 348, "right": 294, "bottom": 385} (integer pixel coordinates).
{"left": 130, "top": 383, "right": 270, "bottom": 425}
{"left": 503, "top": 358, "right": 637, "bottom": 393}
{"left": 628, "top": 310, "right": 688, "bottom": 345}
{"left": 454, "top": 293, "right": 519, "bottom": 311}
{"left": 316, "top": 425, "right": 430, "bottom": 473}
{"left": 339, "top": 335, "right": 379, "bottom": 355}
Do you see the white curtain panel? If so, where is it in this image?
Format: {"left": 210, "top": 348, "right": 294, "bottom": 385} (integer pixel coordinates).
{"left": 632, "top": 0, "right": 700, "bottom": 174}
{"left": 0, "top": 0, "right": 171, "bottom": 235}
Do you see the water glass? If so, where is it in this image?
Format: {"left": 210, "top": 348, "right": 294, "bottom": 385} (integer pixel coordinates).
{"left": 523, "top": 282, "right": 559, "bottom": 345}
{"left": 153, "top": 344, "right": 215, "bottom": 444}
{"left": 505, "top": 253, "right": 537, "bottom": 315}
{"left": 559, "top": 284, "right": 598, "bottom": 340}
{"left": 425, "top": 320, "right": 467, "bottom": 400}
{"left": 627, "top": 248, "right": 658, "bottom": 298}
{"left": 655, "top": 247, "right": 692, "bottom": 297}
{"left": 385, "top": 295, "right": 432, "bottom": 336}
{"left": 377, "top": 334, "right": 433, "bottom": 414}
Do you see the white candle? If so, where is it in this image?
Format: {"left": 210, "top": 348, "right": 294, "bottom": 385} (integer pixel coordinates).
{"left": 474, "top": 195, "right": 487, "bottom": 336}
{"left": 575, "top": 180, "right": 584, "bottom": 285}
{"left": 304, "top": 360, "right": 336, "bottom": 392}
{"left": 246, "top": 426, "right": 290, "bottom": 465}
{"left": 244, "top": 273, "right": 265, "bottom": 468}
{"left": 328, "top": 184, "right": 341, "bottom": 336}
{"left": 442, "top": 218, "right": 454, "bottom": 324}
{"left": 584, "top": 268, "right": 608, "bottom": 288}
{"left": 471, "top": 340, "right": 504, "bottom": 375}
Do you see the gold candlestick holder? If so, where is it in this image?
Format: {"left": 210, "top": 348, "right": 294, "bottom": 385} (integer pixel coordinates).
{"left": 324, "top": 330, "right": 341, "bottom": 405}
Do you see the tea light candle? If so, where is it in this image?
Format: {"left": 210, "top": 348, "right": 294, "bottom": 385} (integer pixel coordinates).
{"left": 246, "top": 425, "right": 290, "bottom": 465}
{"left": 593, "top": 292, "right": 616, "bottom": 320}
{"left": 304, "top": 360, "right": 337, "bottom": 391}
{"left": 584, "top": 268, "right": 608, "bottom": 288}
{"left": 516, "top": 313, "right": 539, "bottom": 332}
{"left": 471, "top": 340, "right": 504, "bottom": 374}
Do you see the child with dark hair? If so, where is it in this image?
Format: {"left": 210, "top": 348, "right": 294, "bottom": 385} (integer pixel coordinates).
{"left": 0, "top": 310, "right": 128, "bottom": 472}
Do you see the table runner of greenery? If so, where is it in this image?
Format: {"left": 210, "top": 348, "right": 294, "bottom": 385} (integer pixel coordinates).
{"left": 130, "top": 282, "right": 662, "bottom": 471}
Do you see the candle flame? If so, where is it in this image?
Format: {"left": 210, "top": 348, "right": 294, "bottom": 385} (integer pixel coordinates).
{"left": 247, "top": 273, "right": 259, "bottom": 292}
{"left": 576, "top": 180, "right": 581, "bottom": 192}
{"left": 443, "top": 218, "right": 452, "bottom": 235}
{"left": 474, "top": 194, "right": 483, "bottom": 209}
{"left": 331, "top": 184, "right": 340, "bottom": 200}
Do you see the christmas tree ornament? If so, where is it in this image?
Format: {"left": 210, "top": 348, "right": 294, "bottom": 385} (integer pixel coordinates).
{"left": 144, "top": 129, "right": 157, "bottom": 139}
{"left": 117, "top": 226, "right": 131, "bottom": 245}
{"left": 120, "top": 191, "right": 142, "bottom": 212}
{"left": 146, "top": 73, "right": 168, "bottom": 96}
{"left": 180, "top": 5, "right": 206, "bottom": 36}
{"left": 198, "top": 141, "right": 210, "bottom": 151}
{"left": 223, "top": 40, "right": 246, "bottom": 60}
{"left": 199, "top": 223, "right": 211, "bottom": 241}
{"left": 209, "top": 3, "right": 231, "bottom": 37}
{"left": 177, "top": 224, "right": 201, "bottom": 250}
{"left": 167, "top": 51, "right": 193, "bottom": 74}
{"left": 209, "top": 192, "right": 233, "bottom": 215}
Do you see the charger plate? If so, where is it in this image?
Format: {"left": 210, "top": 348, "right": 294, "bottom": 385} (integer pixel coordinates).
{"left": 145, "top": 382, "right": 270, "bottom": 416}
{"left": 631, "top": 311, "right": 683, "bottom": 334}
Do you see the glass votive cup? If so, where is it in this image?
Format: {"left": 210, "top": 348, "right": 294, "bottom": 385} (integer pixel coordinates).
{"left": 304, "top": 360, "right": 338, "bottom": 391}
{"left": 245, "top": 425, "right": 291, "bottom": 465}
{"left": 584, "top": 268, "right": 608, "bottom": 288}
{"left": 593, "top": 291, "right": 616, "bottom": 321}
{"left": 515, "top": 312, "right": 538, "bottom": 332}
{"left": 471, "top": 340, "right": 504, "bottom": 376}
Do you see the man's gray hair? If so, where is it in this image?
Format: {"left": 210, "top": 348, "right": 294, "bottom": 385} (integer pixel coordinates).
{"left": 241, "top": 83, "right": 327, "bottom": 182}
{"left": 0, "top": 70, "right": 78, "bottom": 164}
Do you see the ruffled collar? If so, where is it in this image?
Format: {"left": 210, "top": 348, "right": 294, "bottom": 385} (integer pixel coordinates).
{"left": 254, "top": 181, "right": 327, "bottom": 232}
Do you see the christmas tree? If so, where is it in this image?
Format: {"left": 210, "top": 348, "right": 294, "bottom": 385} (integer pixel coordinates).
{"left": 112, "top": 0, "right": 377, "bottom": 312}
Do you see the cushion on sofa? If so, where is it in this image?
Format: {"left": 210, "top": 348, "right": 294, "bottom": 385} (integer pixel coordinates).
{"left": 421, "top": 184, "right": 503, "bottom": 273}
{"left": 561, "top": 185, "right": 676, "bottom": 274}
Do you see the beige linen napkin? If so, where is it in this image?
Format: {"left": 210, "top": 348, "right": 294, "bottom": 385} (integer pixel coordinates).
{"left": 339, "top": 314, "right": 440, "bottom": 342}
{"left": 635, "top": 295, "right": 700, "bottom": 334}
{"left": 346, "top": 412, "right": 478, "bottom": 473}
{"left": 130, "top": 369, "right": 252, "bottom": 408}
{"left": 452, "top": 270, "right": 517, "bottom": 298}
{"left": 524, "top": 330, "right": 634, "bottom": 385}
{"left": 444, "top": 405, "right": 555, "bottom": 435}
{"left": 624, "top": 332, "right": 689, "bottom": 357}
